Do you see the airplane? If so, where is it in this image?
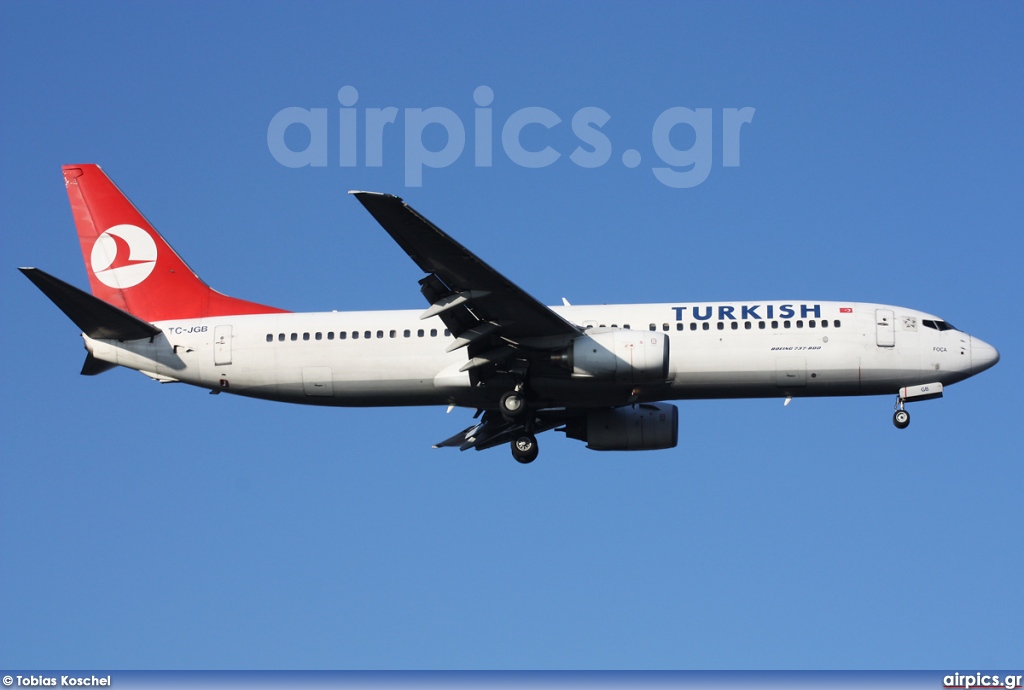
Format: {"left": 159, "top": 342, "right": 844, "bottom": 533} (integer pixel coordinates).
{"left": 21, "top": 164, "right": 1000, "bottom": 463}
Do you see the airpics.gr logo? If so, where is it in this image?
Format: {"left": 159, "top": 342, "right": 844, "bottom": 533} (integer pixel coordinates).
{"left": 90, "top": 224, "right": 157, "bottom": 289}
{"left": 267, "top": 86, "right": 755, "bottom": 188}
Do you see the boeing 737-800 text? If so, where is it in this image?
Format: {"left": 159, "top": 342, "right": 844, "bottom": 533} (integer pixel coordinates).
{"left": 21, "top": 165, "right": 1000, "bottom": 463}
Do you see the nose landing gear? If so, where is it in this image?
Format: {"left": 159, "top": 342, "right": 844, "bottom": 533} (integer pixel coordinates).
{"left": 891, "top": 382, "right": 943, "bottom": 429}
{"left": 893, "top": 398, "right": 910, "bottom": 429}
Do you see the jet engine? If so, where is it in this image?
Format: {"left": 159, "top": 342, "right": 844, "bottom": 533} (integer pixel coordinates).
{"left": 552, "top": 330, "right": 669, "bottom": 384}
{"left": 564, "top": 403, "right": 678, "bottom": 451}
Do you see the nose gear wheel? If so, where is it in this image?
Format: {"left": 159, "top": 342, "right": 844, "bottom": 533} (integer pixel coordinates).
{"left": 893, "top": 397, "right": 910, "bottom": 429}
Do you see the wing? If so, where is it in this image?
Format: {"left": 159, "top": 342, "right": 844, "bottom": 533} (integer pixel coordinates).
{"left": 351, "top": 192, "right": 580, "bottom": 345}
{"left": 352, "top": 192, "right": 588, "bottom": 449}
{"left": 434, "top": 409, "right": 572, "bottom": 452}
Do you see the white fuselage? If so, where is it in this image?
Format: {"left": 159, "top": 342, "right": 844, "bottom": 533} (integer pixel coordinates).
{"left": 82, "top": 300, "right": 996, "bottom": 411}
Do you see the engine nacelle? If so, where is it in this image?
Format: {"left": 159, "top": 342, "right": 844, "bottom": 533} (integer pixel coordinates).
{"left": 564, "top": 403, "right": 679, "bottom": 451}
{"left": 553, "top": 330, "right": 669, "bottom": 384}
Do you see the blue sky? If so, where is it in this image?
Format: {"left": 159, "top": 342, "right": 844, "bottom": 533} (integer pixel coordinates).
{"left": 1, "top": 0, "right": 1022, "bottom": 670}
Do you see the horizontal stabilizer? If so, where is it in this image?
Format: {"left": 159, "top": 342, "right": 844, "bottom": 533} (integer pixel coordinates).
{"left": 81, "top": 353, "right": 117, "bottom": 376}
{"left": 20, "top": 267, "right": 161, "bottom": 341}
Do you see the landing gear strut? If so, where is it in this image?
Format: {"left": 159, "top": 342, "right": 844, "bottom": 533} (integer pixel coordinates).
{"left": 511, "top": 433, "right": 539, "bottom": 464}
{"left": 893, "top": 398, "right": 910, "bottom": 429}
{"left": 502, "top": 375, "right": 535, "bottom": 462}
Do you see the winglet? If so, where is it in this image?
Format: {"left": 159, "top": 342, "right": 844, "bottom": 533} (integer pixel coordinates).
{"left": 348, "top": 190, "right": 393, "bottom": 198}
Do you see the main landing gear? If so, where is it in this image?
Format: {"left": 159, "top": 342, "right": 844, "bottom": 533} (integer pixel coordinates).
{"left": 499, "top": 388, "right": 527, "bottom": 420}
{"left": 511, "top": 433, "right": 539, "bottom": 464}
{"left": 893, "top": 398, "right": 910, "bottom": 429}
{"left": 501, "top": 384, "right": 538, "bottom": 463}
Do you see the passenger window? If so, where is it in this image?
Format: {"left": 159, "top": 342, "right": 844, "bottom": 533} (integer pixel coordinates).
{"left": 758, "top": 322, "right": 765, "bottom": 329}
{"left": 266, "top": 334, "right": 273, "bottom": 342}
{"left": 771, "top": 321, "right": 778, "bottom": 329}
{"left": 717, "top": 322, "right": 725, "bottom": 330}
{"left": 404, "top": 329, "right": 411, "bottom": 337}
{"left": 744, "top": 322, "right": 752, "bottom": 330}
{"left": 623, "top": 324, "right": 630, "bottom": 329}
{"left": 315, "top": 332, "right": 322, "bottom": 340}
{"left": 291, "top": 333, "right": 298, "bottom": 341}
{"left": 430, "top": 328, "right": 437, "bottom": 337}
{"left": 731, "top": 322, "right": 739, "bottom": 330}
{"left": 376, "top": 330, "right": 384, "bottom": 339}
{"left": 418, "top": 329, "right": 424, "bottom": 337}
{"left": 390, "top": 330, "right": 396, "bottom": 338}
{"left": 796, "top": 320, "right": 803, "bottom": 328}
{"left": 301, "top": 333, "right": 308, "bottom": 340}
{"left": 649, "top": 324, "right": 656, "bottom": 331}
{"left": 834, "top": 320, "right": 841, "bottom": 327}
{"left": 702, "top": 323, "right": 710, "bottom": 331}
{"left": 677, "top": 323, "right": 684, "bottom": 331}
{"left": 663, "top": 323, "right": 670, "bottom": 331}
{"left": 339, "top": 331, "right": 347, "bottom": 340}
{"left": 278, "top": 333, "right": 285, "bottom": 341}
{"left": 444, "top": 329, "right": 450, "bottom": 336}
{"left": 809, "top": 320, "right": 816, "bottom": 328}
{"left": 327, "top": 332, "right": 334, "bottom": 340}
{"left": 690, "top": 323, "right": 697, "bottom": 331}
{"left": 364, "top": 330, "right": 372, "bottom": 339}
{"left": 821, "top": 320, "right": 828, "bottom": 328}
{"left": 784, "top": 321, "right": 791, "bottom": 329}
{"left": 352, "top": 331, "right": 359, "bottom": 339}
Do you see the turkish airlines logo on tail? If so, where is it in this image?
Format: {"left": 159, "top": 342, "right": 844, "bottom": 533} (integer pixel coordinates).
{"left": 90, "top": 224, "right": 157, "bottom": 289}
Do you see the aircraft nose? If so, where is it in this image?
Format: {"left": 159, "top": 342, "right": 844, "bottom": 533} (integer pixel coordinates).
{"left": 971, "top": 336, "right": 1000, "bottom": 375}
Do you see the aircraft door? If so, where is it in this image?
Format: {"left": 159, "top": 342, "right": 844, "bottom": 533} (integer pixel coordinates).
{"left": 214, "top": 325, "right": 232, "bottom": 365}
{"left": 875, "top": 309, "right": 895, "bottom": 347}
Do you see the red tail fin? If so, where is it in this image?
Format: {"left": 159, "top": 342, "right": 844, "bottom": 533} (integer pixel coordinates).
{"left": 63, "top": 164, "right": 287, "bottom": 322}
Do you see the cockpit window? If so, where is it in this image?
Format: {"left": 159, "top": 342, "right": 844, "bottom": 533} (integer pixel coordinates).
{"left": 923, "top": 319, "right": 957, "bottom": 331}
